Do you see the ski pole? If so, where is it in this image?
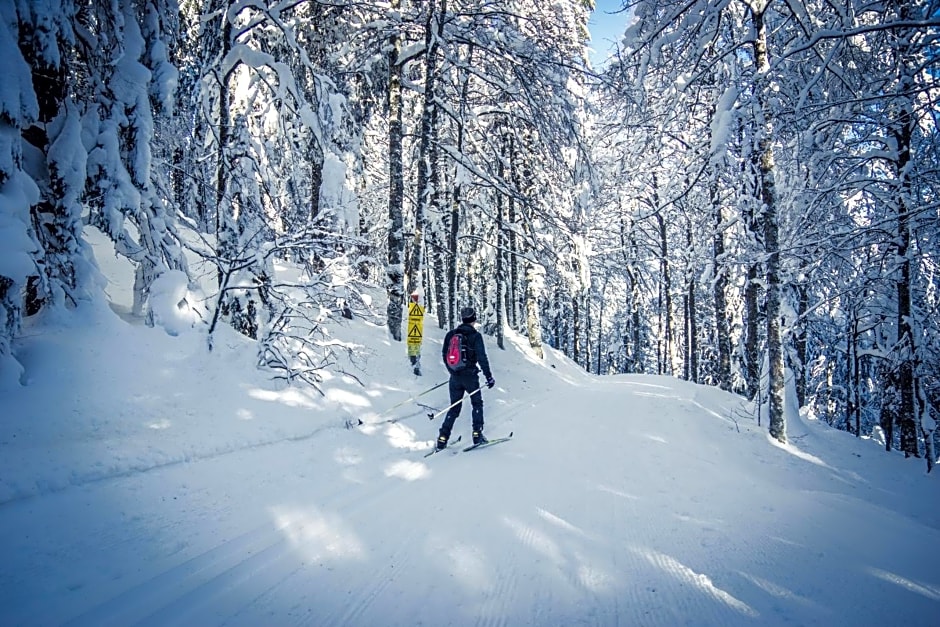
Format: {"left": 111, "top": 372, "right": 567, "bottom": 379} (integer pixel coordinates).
{"left": 353, "top": 380, "right": 448, "bottom": 427}
{"left": 427, "top": 386, "right": 484, "bottom": 421}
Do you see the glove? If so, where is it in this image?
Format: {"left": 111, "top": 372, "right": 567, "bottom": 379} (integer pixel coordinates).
{"left": 486, "top": 377, "right": 495, "bottom": 389}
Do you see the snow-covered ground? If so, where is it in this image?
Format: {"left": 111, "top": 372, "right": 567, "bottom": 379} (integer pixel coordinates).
{"left": 1, "top": 234, "right": 939, "bottom": 626}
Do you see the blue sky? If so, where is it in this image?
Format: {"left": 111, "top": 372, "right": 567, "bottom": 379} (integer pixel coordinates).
{"left": 587, "top": 0, "right": 630, "bottom": 67}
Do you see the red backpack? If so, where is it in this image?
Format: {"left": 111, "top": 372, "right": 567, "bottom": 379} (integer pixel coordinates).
{"left": 445, "top": 330, "right": 470, "bottom": 372}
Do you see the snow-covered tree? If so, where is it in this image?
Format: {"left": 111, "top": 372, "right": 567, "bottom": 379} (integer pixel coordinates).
{"left": 0, "top": 1, "right": 41, "bottom": 383}
{"left": 84, "top": 0, "right": 190, "bottom": 323}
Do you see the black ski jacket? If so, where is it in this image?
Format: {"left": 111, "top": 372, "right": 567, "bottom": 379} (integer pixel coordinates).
{"left": 442, "top": 323, "right": 492, "bottom": 379}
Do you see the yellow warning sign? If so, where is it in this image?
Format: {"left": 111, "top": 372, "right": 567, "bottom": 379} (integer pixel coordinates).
{"left": 407, "top": 320, "right": 423, "bottom": 358}
{"left": 406, "top": 301, "right": 424, "bottom": 356}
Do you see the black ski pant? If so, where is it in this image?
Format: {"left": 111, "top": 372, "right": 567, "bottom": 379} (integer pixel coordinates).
{"left": 439, "top": 371, "right": 483, "bottom": 438}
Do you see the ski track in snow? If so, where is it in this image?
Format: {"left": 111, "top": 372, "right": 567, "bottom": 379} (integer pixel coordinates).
{"left": 0, "top": 421, "right": 353, "bottom": 507}
{"left": 35, "top": 440, "right": 399, "bottom": 627}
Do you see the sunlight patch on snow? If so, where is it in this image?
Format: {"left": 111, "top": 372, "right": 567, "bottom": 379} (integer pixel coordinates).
{"left": 147, "top": 419, "right": 171, "bottom": 430}
{"left": 326, "top": 387, "right": 370, "bottom": 409}
{"left": 621, "top": 380, "right": 673, "bottom": 390}
{"left": 576, "top": 561, "right": 613, "bottom": 593}
{"left": 769, "top": 536, "right": 807, "bottom": 550}
{"left": 357, "top": 423, "right": 380, "bottom": 435}
{"left": 236, "top": 408, "right": 254, "bottom": 420}
{"left": 595, "top": 484, "right": 640, "bottom": 500}
{"left": 644, "top": 433, "right": 668, "bottom": 444}
{"left": 383, "top": 423, "right": 428, "bottom": 452}
{"left": 508, "top": 514, "right": 611, "bottom": 593}
{"left": 341, "top": 468, "right": 366, "bottom": 485}
{"left": 247, "top": 386, "right": 317, "bottom": 409}
{"left": 768, "top": 435, "right": 832, "bottom": 470}
{"left": 868, "top": 567, "right": 940, "bottom": 601}
{"left": 622, "top": 379, "right": 682, "bottom": 399}
{"left": 674, "top": 513, "right": 722, "bottom": 528}
{"left": 362, "top": 383, "right": 405, "bottom": 399}
{"left": 631, "top": 390, "right": 683, "bottom": 400}
{"left": 333, "top": 447, "right": 362, "bottom": 465}
{"left": 689, "top": 399, "right": 738, "bottom": 426}
{"left": 736, "top": 571, "right": 817, "bottom": 606}
{"left": 503, "top": 517, "right": 563, "bottom": 564}
{"left": 383, "top": 459, "right": 429, "bottom": 481}
{"left": 537, "top": 508, "right": 588, "bottom": 537}
{"left": 438, "top": 541, "right": 490, "bottom": 592}
{"left": 270, "top": 506, "right": 365, "bottom": 563}
{"left": 637, "top": 548, "right": 758, "bottom": 618}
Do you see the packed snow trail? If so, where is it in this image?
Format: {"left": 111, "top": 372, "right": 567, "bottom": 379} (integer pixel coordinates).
{"left": 3, "top": 207, "right": 937, "bottom": 626}
{"left": 2, "top": 354, "right": 939, "bottom": 625}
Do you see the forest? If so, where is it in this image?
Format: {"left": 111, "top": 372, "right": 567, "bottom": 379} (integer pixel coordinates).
{"left": 0, "top": 0, "right": 937, "bottom": 469}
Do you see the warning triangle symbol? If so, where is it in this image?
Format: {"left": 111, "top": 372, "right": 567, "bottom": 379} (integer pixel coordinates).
{"left": 408, "top": 324, "right": 422, "bottom": 338}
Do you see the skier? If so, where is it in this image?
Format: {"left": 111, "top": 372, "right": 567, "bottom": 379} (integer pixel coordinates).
{"left": 437, "top": 307, "right": 495, "bottom": 450}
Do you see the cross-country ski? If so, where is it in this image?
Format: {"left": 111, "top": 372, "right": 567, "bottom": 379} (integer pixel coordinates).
{"left": 462, "top": 432, "right": 513, "bottom": 452}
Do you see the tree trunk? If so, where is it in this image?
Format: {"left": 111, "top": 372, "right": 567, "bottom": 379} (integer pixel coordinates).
{"left": 655, "top": 213, "right": 673, "bottom": 376}
{"left": 846, "top": 313, "right": 856, "bottom": 434}
{"left": 305, "top": 137, "right": 325, "bottom": 271}
{"left": 524, "top": 263, "right": 544, "bottom": 359}
{"left": 495, "top": 129, "right": 506, "bottom": 350}
{"left": 620, "top": 210, "right": 642, "bottom": 373}
{"left": 851, "top": 314, "right": 861, "bottom": 437}
{"left": 597, "top": 279, "right": 607, "bottom": 375}
{"left": 309, "top": 139, "right": 323, "bottom": 222}
{"left": 507, "top": 133, "right": 520, "bottom": 331}
{"left": 744, "top": 264, "right": 761, "bottom": 397}
{"left": 712, "top": 183, "right": 732, "bottom": 391}
{"left": 740, "top": 109, "right": 762, "bottom": 399}
{"left": 214, "top": 15, "right": 233, "bottom": 289}
{"left": 525, "top": 262, "right": 545, "bottom": 359}
{"left": 429, "top": 97, "right": 445, "bottom": 329}
{"left": 447, "top": 45, "right": 473, "bottom": 330}
{"left": 917, "top": 378, "right": 934, "bottom": 473}
{"left": 553, "top": 286, "right": 562, "bottom": 351}
{"left": 432, "top": 232, "right": 447, "bottom": 329}
{"left": 408, "top": 0, "right": 442, "bottom": 300}
{"left": 795, "top": 284, "right": 808, "bottom": 408}
{"left": 572, "top": 293, "right": 581, "bottom": 366}
{"left": 686, "top": 222, "right": 698, "bottom": 383}
{"left": 386, "top": 0, "right": 405, "bottom": 341}
{"left": 751, "top": 4, "right": 786, "bottom": 444}
{"left": 584, "top": 289, "right": 593, "bottom": 372}
{"left": 881, "top": 369, "right": 898, "bottom": 452}
{"left": 890, "top": 44, "right": 918, "bottom": 458}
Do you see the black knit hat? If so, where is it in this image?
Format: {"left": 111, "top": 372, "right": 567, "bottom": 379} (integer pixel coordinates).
{"left": 460, "top": 307, "right": 476, "bottom": 324}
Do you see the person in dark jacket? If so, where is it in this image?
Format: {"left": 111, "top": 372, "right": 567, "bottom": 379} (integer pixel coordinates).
{"left": 437, "top": 307, "right": 495, "bottom": 449}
